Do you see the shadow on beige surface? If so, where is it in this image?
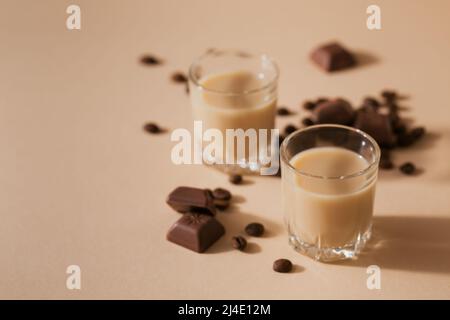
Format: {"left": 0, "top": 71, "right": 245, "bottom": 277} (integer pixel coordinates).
{"left": 342, "top": 216, "right": 450, "bottom": 274}
{"left": 207, "top": 197, "right": 284, "bottom": 254}
{"left": 353, "top": 50, "right": 379, "bottom": 69}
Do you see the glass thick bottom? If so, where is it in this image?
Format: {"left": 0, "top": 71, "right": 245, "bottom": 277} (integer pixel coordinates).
{"left": 288, "top": 225, "right": 372, "bottom": 262}
{"left": 208, "top": 163, "right": 261, "bottom": 175}
{"left": 206, "top": 155, "right": 275, "bottom": 175}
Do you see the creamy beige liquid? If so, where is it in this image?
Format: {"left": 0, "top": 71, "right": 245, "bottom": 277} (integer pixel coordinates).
{"left": 282, "top": 147, "right": 376, "bottom": 248}
{"left": 190, "top": 70, "right": 276, "bottom": 163}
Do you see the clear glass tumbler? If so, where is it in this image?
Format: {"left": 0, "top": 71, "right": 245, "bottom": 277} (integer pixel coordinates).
{"left": 280, "top": 124, "right": 380, "bottom": 262}
{"left": 188, "top": 49, "right": 279, "bottom": 175}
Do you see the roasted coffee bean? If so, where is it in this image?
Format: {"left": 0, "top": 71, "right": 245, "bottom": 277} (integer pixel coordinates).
{"left": 316, "top": 97, "right": 329, "bottom": 105}
{"left": 212, "top": 188, "right": 231, "bottom": 201}
{"left": 379, "top": 158, "right": 394, "bottom": 170}
{"left": 303, "top": 101, "right": 316, "bottom": 111}
{"left": 388, "top": 110, "right": 400, "bottom": 126}
{"left": 231, "top": 236, "right": 247, "bottom": 251}
{"left": 400, "top": 162, "right": 416, "bottom": 175}
{"left": 212, "top": 188, "right": 232, "bottom": 210}
{"left": 410, "top": 127, "right": 426, "bottom": 140}
{"left": 273, "top": 259, "right": 293, "bottom": 273}
{"left": 381, "top": 90, "right": 397, "bottom": 101}
{"left": 363, "top": 96, "right": 380, "bottom": 108}
{"left": 284, "top": 124, "right": 298, "bottom": 135}
{"left": 171, "top": 72, "right": 188, "bottom": 83}
{"left": 380, "top": 148, "right": 391, "bottom": 159}
{"left": 301, "top": 117, "right": 314, "bottom": 126}
{"left": 387, "top": 102, "right": 399, "bottom": 113}
{"left": 277, "top": 107, "right": 291, "bottom": 116}
{"left": 393, "top": 122, "right": 407, "bottom": 135}
{"left": 397, "top": 133, "right": 415, "bottom": 147}
{"left": 143, "top": 122, "right": 162, "bottom": 134}
{"left": 245, "top": 223, "right": 265, "bottom": 237}
{"left": 140, "top": 55, "right": 161, "bottom": 65}
{"left": 229, "top": 174, "right": 243, "bottom": 185}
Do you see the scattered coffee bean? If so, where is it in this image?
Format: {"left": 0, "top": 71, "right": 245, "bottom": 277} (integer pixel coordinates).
{"left": 143, "top": 122, "right": 162, "bottom": 134}
{"left": 379, "top": 148, "right": 394, "bottom": 169}
{"left": 303, "top": 101, "right": 316, "bottom": 111}
{"left": 284, "top": 124, "right": 298, "bottom": 135}
{"left": 397, "top": 132, "right": 415, "bottom": 147}
{"left": 212, "top": 188, "right": 232, "bottom": 210}
{"left": 363, "top": 97, "right": 380, "bottom": 108}
{"left": 231, "top": 236, "right": 247, "bottom": 251}
{"left": 277, "top": 107, "right": 292, "bottom": 116}
{"left": 273, "top": 259, "right": 293, "bottom": 273}
{"left": 140, "top": 55, "right": 161, "bottom": 65}
{"left": 400, "top": 162, "right": 416, "bottom": 175}
{"left": 410, "top": 127, "right": 426, "bottom": 141}
{"left": 393, "top": 122, "right": 407, "bottom": 135}
{"left": 229, "top": 174, "right": 243, "bottom": 185}
{"left": 381, "top": 90, "right": 397, "bottom": 102}
{"left": 301, "top": 117, "right": 315, "bottom": 127}
{"left": 379, "top": 158, "right": 394, "bottom": 170}
{"left": 171, "top": 72, "right": 188, "bottom": 83}
{"left": 245, "top": 223, "right": 265, "bottom": 237}
{"left": 387, "top": 102, "right": 399, "bottom": 113}
{"left": 301, "top": 89, "right": 426, "bottom": 175}
{"left": 316, "top": 97, "right": 329, "bottom": 105}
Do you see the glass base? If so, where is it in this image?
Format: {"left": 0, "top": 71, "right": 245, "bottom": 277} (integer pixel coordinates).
{"left": 288, "top": 226, "right": 372, "bottom": 262}
{"left": 207, "top": 161, "right": 264, "bottom": 175}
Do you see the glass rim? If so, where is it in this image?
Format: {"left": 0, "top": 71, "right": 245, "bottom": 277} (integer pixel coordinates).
{"left": 188, "top": 49, "right": 279, "bottom": 96}
{"left": 280, "top": 124, "right": 381, "bottom": 180}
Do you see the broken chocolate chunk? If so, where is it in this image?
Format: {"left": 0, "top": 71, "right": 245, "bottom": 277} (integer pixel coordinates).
{"left": 313, "top": 98, "right": 355, "bottom": 126}
{"left": 166, "top": 186, "right": 216, "bottom": 215}
{"left": 310, "top": 42, "right": 356, "bottom": 72}
{"left": 353, "top": 108, "right": 396, "bottom": 147}
{"left": 166, "top": 213, "right": 225, "bottom": 253}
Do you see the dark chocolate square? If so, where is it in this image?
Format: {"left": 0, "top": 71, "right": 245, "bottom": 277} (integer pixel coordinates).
{"left": 354, "top": 109, "right": 395, "bottom": 147}
{"left": 167, "top": 213, "right": 225, "bottom": 253}
{"left": 311, "top": 42, "right": 356, "bottom": 72}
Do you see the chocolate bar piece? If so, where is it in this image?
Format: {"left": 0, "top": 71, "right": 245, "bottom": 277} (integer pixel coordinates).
{"left": 167, "top": 213, "right": 225, "bottom": 253}
{"left": 311, "top": 42, "right": 356, "bottom": 72}
{"left": 166, "top": 186, "right": 216, "bottom": 215}
{"left": 354, "top": 108, "right": 395, "bottom": 147}
{"left": 314, "top": 98, "right": 355, "bottom": 126}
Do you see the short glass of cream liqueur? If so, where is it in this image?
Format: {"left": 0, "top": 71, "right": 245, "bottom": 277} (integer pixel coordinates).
{"left": 280, "top": 124, "right": 380, "bottom": 262}
{"left": 188, "top": 49, "right": 279, "bottom": 175}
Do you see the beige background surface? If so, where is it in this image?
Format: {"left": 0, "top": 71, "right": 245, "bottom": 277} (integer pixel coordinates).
{"left": 1, "top": 0, "right": 450, "bottom": 299}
